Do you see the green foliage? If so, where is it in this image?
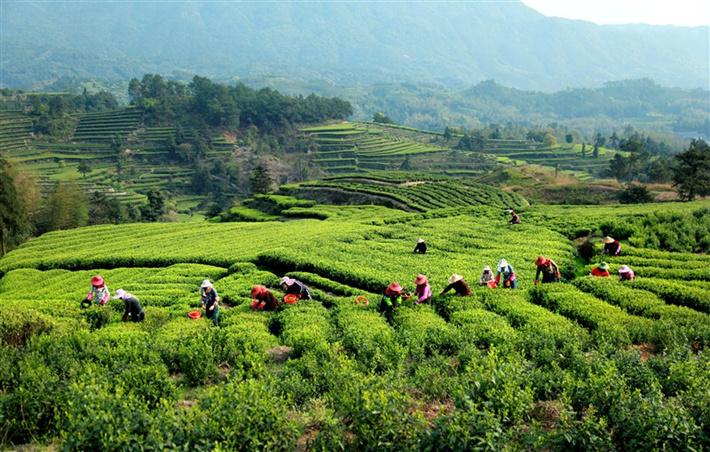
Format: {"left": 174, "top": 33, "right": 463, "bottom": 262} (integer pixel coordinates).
{"left": 618, "top": 184, "right": 653, "bottom": 204}
{"left": 673, "top": 139, "right": 710, "bottom": 201}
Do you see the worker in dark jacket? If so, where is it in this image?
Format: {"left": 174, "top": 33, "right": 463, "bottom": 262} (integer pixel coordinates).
{"left": 508, "top": 209, "right": 521, "bottom": 224}
{"left": 601, "top": 236, "right": 622, "bottom": 256}
{"left": 113, "top": 289, "right": 145, "bottom": 322}
{"left": 251, "top": 285, "right": 280, "bottom": 311}
{"left": 413, "top": 238, "right": 427, "bottom": 254}
{"left": 534, "top": 256, "right": 561, "bottom": 285}
{"left": 280, "top": 277, "right": 312, "bottom": 300}
{"left": 200, "top": 280, "right": 220, "bottom": 326}
{"left": 441, "top": 274, "right": 472, "bottom": 296}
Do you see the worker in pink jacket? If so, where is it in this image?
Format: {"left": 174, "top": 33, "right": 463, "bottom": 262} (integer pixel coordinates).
{"left": 81, "top": 275, "right": 110, "bottom": 308}
{"left": 413, "top": 274, "right": 432, "bottom": 304}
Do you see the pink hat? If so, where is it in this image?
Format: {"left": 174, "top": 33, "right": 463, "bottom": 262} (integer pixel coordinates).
{"left": 91, "top": 275, "right": 104, "bottom": 287}
{"left": 414, "top": 274, "right": 428, "bottom": 285}
{"left": 618, "top": 265, "right": 632, "bottom": 273}
{"left": 280, "top": 277, "right": 295, "bottom": 286}
{"left": 386, "top": 282, "right": 402, "bottom": 294}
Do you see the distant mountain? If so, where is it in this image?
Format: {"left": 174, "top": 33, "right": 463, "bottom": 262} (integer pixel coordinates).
{"left": 2, "top": 1, "right": 708, "bottom": 91}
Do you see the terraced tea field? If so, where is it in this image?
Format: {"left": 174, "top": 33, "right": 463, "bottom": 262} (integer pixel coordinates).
{"left": 1, "top": 198, "right": 708, "bottom": 450}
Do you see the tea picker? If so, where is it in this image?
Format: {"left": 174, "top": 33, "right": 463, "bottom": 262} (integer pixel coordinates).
{"left": 113, "top": 289, "right": 145, "bottom": 322}
{"left": 440, "top": 274, "right": 472, "bottom": 296}
{"left": 280, "top": 276, "right": 311, "bottom": 302}
{"left": 81, "top": 275, "right": 110, "bottom": 308}
{"left": 534, "top": 256, "right": 561, "bottom": 285}
{"left": 413, "top": 238, "right": 427, "bottom": 254}
{"left": 200, "top": 279, "right": 220, "bottom": 326}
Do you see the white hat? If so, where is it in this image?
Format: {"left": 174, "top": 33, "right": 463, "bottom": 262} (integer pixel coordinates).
{"left": 498, "top": 259, "right": 508, "bottom": 269}
{"left": 416, "top": 238, "right": 425, "bottom": 244}
{"left": 112, "top": 289, "right": 128, "bottom": 300}
{"left": 483, "top": 266, "right": 492, "bottom": 272}
{"left": 201, "top": 279, "right": 213, "bottom": 289}
{"left": 448, "top": 274, "right": 463, "bottom": 284}
{"left": 281, "top": 276, "right": 295, "bottom": 286}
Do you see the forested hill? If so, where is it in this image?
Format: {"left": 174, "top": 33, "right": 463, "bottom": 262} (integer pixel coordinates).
{"left": 2, "top": 1, "right": 708, "bottom": 91}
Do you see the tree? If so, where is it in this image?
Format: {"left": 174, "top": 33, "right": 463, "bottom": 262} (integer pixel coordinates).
{"left": 672, "top": 139, "right": 710, "bottom": 201}
{"left": 140, "top": 188, "right": 167, "bottom": 221}
{"left": 565, "top": 134, "right": 574, "bottom": 144}
{"left": 41, "top": 181, "right": 88, "bottom": 232}
{"left": 609, "top": 131, "right": 619, "bottom": 150}
{"left": 400, "top": 157, "right": 412, "bottom": 170}
{"left": 77, "top": 161, "right": 90, "bottom": 177}
{"left": 581, "top": 143, "right": 587, "bottom": 159}
{"left": 618, "top": 185, "right": 653, "bottom": 204}
{"left": 592, "top": 144, "right": 600, "bottom": 159}
{"left": 88, "top": 191, "right": 125, "bottom": 225}
{"left": 542, "top": 132, "right": 557, "bottom": 147}
{"left": 373, "top": 112, "right": 393, "bottom": 124}
{"left": 250, "top": 164, "right": 273, "bottom": 194}
{"left": 0, "top": 159, "right": 29, "bottom": 255}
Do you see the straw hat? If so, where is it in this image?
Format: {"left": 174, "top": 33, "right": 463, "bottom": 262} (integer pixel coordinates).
{"left": 414, "top": 274, "right": 428, "bottom": 285}
{"left": 416, "top": 238, "right": 425, "bottom": 244}
{"left": 91, "top": 275, "right": 104, "bottom": 287}
{"left": 498, "top": 259, "right": 508, "bottom": 269}
{"left": 387, "top": 282, "right": 403, "bottom": 293}
{"left": 201, "top": 279, "right": 213, "bottom": 289}
{"left": 112, "top": 289, "right": 129, "bottom": 300}
{"left": 602, "top": 236, "right": 615, "bottom": 244}
{"left": 483, "top": 265, "right": 492, "bottom": 272}
{"left": 448, "top": 274, "right": 463, "bottom": 284}
{"left": 618, "top": 265, "right": 632, "bottom": 273}
{"left": 598, "top": 262, "right": 610, "bottom": 270}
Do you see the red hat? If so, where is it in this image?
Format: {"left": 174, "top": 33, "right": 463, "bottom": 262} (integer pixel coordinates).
{"left": 386, "top": 282, "right": 402, "bottom": 294}
{"left": 91, "top": 275, "right": 104, "bottom": 287}
{"left": 535, "top": 256, "right": 548, "bottom": 266}
{"left": 251, "top": 285, "right": 267, "bottom": 298}
{"left": 414, "top": 274, "right": 428, "bottom": 285}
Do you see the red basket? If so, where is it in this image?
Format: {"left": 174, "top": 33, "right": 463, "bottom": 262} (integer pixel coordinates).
{"left": 487, "top": 281, "right": 498, "bottom": 289}
{"left": 187, "top": 310, "right": 202, "bottom": 320}
{"left": 284, "top": 294, "right": 299, "bottom": 305}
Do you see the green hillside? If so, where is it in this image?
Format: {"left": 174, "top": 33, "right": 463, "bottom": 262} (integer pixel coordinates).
{"left": 1, "top": 197, "right": 708, "bottom": 449}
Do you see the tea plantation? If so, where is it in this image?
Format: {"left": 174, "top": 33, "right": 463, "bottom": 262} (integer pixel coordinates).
{"left": 1, "top": 198, "right": 709, "bottom": 450}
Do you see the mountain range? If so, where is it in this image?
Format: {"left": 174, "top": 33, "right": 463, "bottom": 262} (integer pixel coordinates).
{"left": 1, "top": 0, "right": 708, "bottom": 91}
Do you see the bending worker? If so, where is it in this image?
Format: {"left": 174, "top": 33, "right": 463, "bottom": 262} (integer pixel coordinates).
{"left": 441, "top": 274, "right": 472, "bottom": 296}
{"left": 113, "top": 289, "right": 145, "bottom": 322}
{"left": 281, "top": 276, "right": 312, "bottom": 300}
{"left": 601, "top": 236, "right": 622, "bottom": 256}
{"left": 251, "top": 285, "right": 280, "bottom": 311}
{"left": 534, "top": 256, "right": 561, "bottom": 285}
{"left": 590, "top": 262, "right": 611, "bottom": 277}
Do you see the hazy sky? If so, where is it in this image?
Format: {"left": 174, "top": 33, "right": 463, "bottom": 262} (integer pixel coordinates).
{"left": 522, "top": 0, "right": 710, "bottom": 26}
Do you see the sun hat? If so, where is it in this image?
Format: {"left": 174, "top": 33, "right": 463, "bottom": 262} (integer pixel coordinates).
{"left": 535, "top": 256, "right": 548, "bottom": 266}
{"left": 448, "top": 274, "right": 463, "bottom": 284}
{"left": 416, "top": 238, "right": 425, "bottom": 244}
{"left": 602, "top": 236, "right": 615, "bottom": 244}
{"left": 483, "top": 265, "right": 492, "bottom": 272}
{"left": 498, "top": 259, "right": 509, "bottom": 269}
{"left": 91, "top": 275, "right": 104, "bottom": 287}
{"left": 201, "top": 279, "right": 212, "bottom": 289}
{"left": 598, "top": 262, "right": 610, "bottom": 270}
{"left": 387, "top": 282, "right": 403, "bottom": 293}
{"left": 112, "top": 289, "right": 128, "bottom": 300}
{"left": 280, "top": 276, "right": 295, "bottom": 286}
{"left": 618, "top": 265, "right": 632, "bottom": 273}
{"left": 415, "top": 274, "right": 428, "bottom": 285}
